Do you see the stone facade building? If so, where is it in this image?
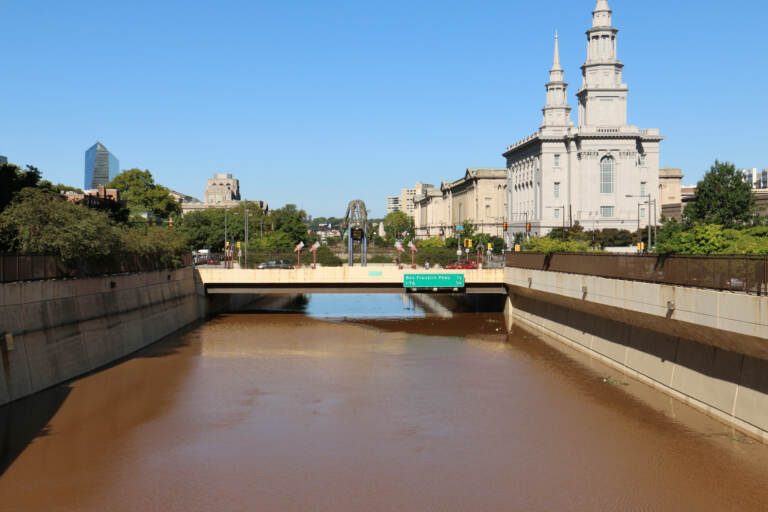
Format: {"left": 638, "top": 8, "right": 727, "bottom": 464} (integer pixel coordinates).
{"left": 181, "top": 173, "right": 268, "bottom": 215}
{"left": 414, "top": 168, "right": 507, "bottom": 239}
{"left": 504, "top": 0, "right": 663, "bottom": 242}
{"left": 204, "top": 173, "right": 241, "bottom": 204}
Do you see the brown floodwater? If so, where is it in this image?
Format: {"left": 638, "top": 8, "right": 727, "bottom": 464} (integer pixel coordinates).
{"left": 1, "top": 294, "right": 768, "bottom": 511}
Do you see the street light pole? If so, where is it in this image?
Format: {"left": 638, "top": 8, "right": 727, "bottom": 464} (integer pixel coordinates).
{"left": 626, "top": 194, "right": 653, "bottom": 251}
{"left": 646, "top": 193, "right": 651, "bottom": 250}
{"left": 244, "top": 199, "right": 249, "bottom": 268}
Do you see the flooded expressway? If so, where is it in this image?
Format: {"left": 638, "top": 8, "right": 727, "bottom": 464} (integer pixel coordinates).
{"left": 1, "top": 294, "right": 767, "bottom": 511}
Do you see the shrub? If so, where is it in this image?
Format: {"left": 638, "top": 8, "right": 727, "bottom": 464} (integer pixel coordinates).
{"left": 523, "top": 236, "right": 592, "bottom": 256}
{"left": 316, "top": 246, "right": 343, "bottom": 266}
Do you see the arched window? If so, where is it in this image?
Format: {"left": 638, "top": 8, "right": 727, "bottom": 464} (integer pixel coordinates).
{"left": 600, "top": 156, "right": 615, "bottom": 194}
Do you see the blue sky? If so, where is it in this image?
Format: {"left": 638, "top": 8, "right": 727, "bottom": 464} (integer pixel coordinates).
{"left": 2, "top": 0, "right": 766, "bottom": 217}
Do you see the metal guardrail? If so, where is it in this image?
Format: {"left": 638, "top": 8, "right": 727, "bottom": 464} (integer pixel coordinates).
{"left": 0, "top": 253, "right": 193, "bottom": 283}
{"left": 506, "top": 252, "right": 768, "bottom": 295}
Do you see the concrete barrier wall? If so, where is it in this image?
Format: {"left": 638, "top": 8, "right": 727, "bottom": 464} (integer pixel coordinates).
{"left": 504, "top": 268, "right": 768, "bottom": 442}
{"left": 198, "top": 266, "right": 504, "bottom": 286}
{"left": 0, "top": 268, "right": 202, "bottom": 406}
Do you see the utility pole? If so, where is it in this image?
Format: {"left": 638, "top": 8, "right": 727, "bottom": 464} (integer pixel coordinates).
{"left": 646, "top": 193, "right": 652, "bottom": 251}
{"left": 244, "top": 198, "right": 249, "bottom": 268}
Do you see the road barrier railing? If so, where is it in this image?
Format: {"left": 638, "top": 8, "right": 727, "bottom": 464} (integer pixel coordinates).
{"left": 505, "top": 252, "right": 768, "bottom": 295}
{"left": 0, "top": 252, "right": 192, "bottom": 283}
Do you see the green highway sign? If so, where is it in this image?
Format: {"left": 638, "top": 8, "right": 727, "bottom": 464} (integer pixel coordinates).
{"left": 404, "top": 274, "right": 465, "bottom": 289}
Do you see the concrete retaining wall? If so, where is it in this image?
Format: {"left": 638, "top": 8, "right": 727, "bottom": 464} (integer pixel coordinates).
{"left": 0, "top": 268, "right": 204, "bottom": 406}
{"left": 504, "top": 268, "right": 768, "bottom": 442}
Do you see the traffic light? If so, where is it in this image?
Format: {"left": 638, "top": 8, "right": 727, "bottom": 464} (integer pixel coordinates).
{"left": 526, "top": 222, "right": 532, "bottom": 233}
{"left": 503, "top": 222, "right": 508, "bottom": 232}
{"left": 462, "top": 238, "right": 467, "bottom": 248}
{"left": 468, "top": 239, "right": 473, "bottom": 248}
{"left": 487, "top": 243, "right": 492, "bottom": 251}
{"left": 236, "top": 241, "right": 241, "bottom": 249}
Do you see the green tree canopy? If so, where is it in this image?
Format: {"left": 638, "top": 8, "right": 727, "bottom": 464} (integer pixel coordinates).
{"left": 0, "top": 188, "right": 120, "bottom": 261}
{"left": 178, "top": 201, "right": 270, "bottom": 251}
{"left": 1, "top": 163, "right": 42, "bottom": 211}
{"left": 108, "top": 169, "right": 181, "bottom": 220}
{"left": 656, "top": 221, "right": 768, "bottom": 255}
{"left": 683, "top": 160, "right": 758, "bottom": 228}
{"left": 383, "top": 211, "right": 414, "bottom": 241}
{"left": 268, "top": 204, "right": 309, "bottom": 245}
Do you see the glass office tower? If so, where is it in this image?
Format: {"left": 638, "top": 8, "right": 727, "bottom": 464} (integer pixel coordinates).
{"left": 84, "top": 142, "right": 119, "bottom": 189}
{"left": 0, "top": 155, "right": 7, "bottom": 164}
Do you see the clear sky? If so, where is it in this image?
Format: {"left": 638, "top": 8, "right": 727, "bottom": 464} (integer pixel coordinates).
{"left": 2, "top": 0, "right": 766, "bottom": 217}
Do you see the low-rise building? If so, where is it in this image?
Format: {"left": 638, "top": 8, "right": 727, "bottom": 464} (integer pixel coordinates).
{"left": 659, "top": 167, "right": 684, "bottom": 220}
{"left": 414, "top": 168, "right": 507, "bottom": 239}
{"left": 64, "top": 185, "right": 124, "bottom": 210}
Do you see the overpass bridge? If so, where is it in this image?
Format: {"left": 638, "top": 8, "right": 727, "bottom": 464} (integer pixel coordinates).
{"left": 196, "top": 266, "right": 505, "bottom": 295}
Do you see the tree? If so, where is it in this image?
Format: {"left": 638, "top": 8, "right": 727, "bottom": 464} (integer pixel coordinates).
{"left": 108, "top": 169, "right": 181, "bottom": 220}
{"left": 655, "top": 222, "right": 768, "bottom": 255}
{"left": 683, "top": 160, "right": 758, "bottom": 227}
{"left": 0, "top": 188, "right": 120, "bottom": 261}
{"left": 178, "top": 208, "right": 228, "bottom": 251}
{"left": 267, "top": 204, "right": 309, "bottom": 245}
{"left": 0, "top": 163, "right": 42, "bottom": 211}
{"left": 383, "top": 211, "right": 414, "bottom": 241}
{"left": 592, "top": 228, "right": 633, "bottom": 248}
{"left": 489, "top": 236, "right": 505, "bottom": 253}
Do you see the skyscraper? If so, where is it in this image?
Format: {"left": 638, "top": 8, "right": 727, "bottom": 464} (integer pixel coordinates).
{"left": 0, "top": 155, "right": 7, "bottom": 164}
{"left": 84, "top": 142, "right": 119, "bottom": 189}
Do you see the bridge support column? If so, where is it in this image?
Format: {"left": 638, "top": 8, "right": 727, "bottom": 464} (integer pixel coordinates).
{"left": 504, "top": 291, "right": 515, "bottom": 333}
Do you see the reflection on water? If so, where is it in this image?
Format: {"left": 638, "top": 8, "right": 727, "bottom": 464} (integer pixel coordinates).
{"left": 304, "top": 293, "right": 425, "bottom": 319}
{"left": 1, "top": 296, "right": 768, "bottom": 511}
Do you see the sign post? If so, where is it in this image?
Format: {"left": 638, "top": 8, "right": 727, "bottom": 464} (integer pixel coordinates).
{"left": 394, "top": 240, "right": 404, "bottom": 269}
{"left": 311, "top": 241, "right": 320, "bottom": 269}
{"left": 407, "top": 241, "right": 417, "bottom": 269}
{"left": 294, "top": 241, "right": 305, "bottom": 269}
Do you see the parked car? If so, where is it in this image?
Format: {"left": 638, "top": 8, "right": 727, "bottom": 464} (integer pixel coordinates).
{"left": 445, "top": 260, "right": 478, "bottom": 270}
{"left": 257, "top": 259, "right": 295, "bottom": 269}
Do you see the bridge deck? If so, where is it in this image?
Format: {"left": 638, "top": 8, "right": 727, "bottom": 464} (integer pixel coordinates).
{"left": 196, "top": 266, "right": 505, "bottom": 294}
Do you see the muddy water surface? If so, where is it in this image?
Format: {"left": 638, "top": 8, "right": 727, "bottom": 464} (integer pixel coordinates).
{"left": 1, "top": 294, "right": 768, "bottom": 511}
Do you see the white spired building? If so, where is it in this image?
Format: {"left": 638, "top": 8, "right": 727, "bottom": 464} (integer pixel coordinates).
{"left": 504, "top": 0, "right": 663, "bottom": 240}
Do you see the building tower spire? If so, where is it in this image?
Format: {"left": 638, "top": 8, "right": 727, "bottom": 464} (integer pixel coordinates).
{"left": 541, "top": 32, "right": 572, "bottom": 131}
{"left": 593, "top": 0, "right": 612, "bottom": 27}
{"left": 577, "top": 0, "right": 627, "bottom": 127}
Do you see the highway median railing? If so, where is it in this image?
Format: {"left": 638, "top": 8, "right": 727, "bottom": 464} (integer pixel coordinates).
{"left": 0, "top": 252, "right": 193, "bottom": 283}
{"left": 505, "top": 252, "right": 768, "bottom": 295}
